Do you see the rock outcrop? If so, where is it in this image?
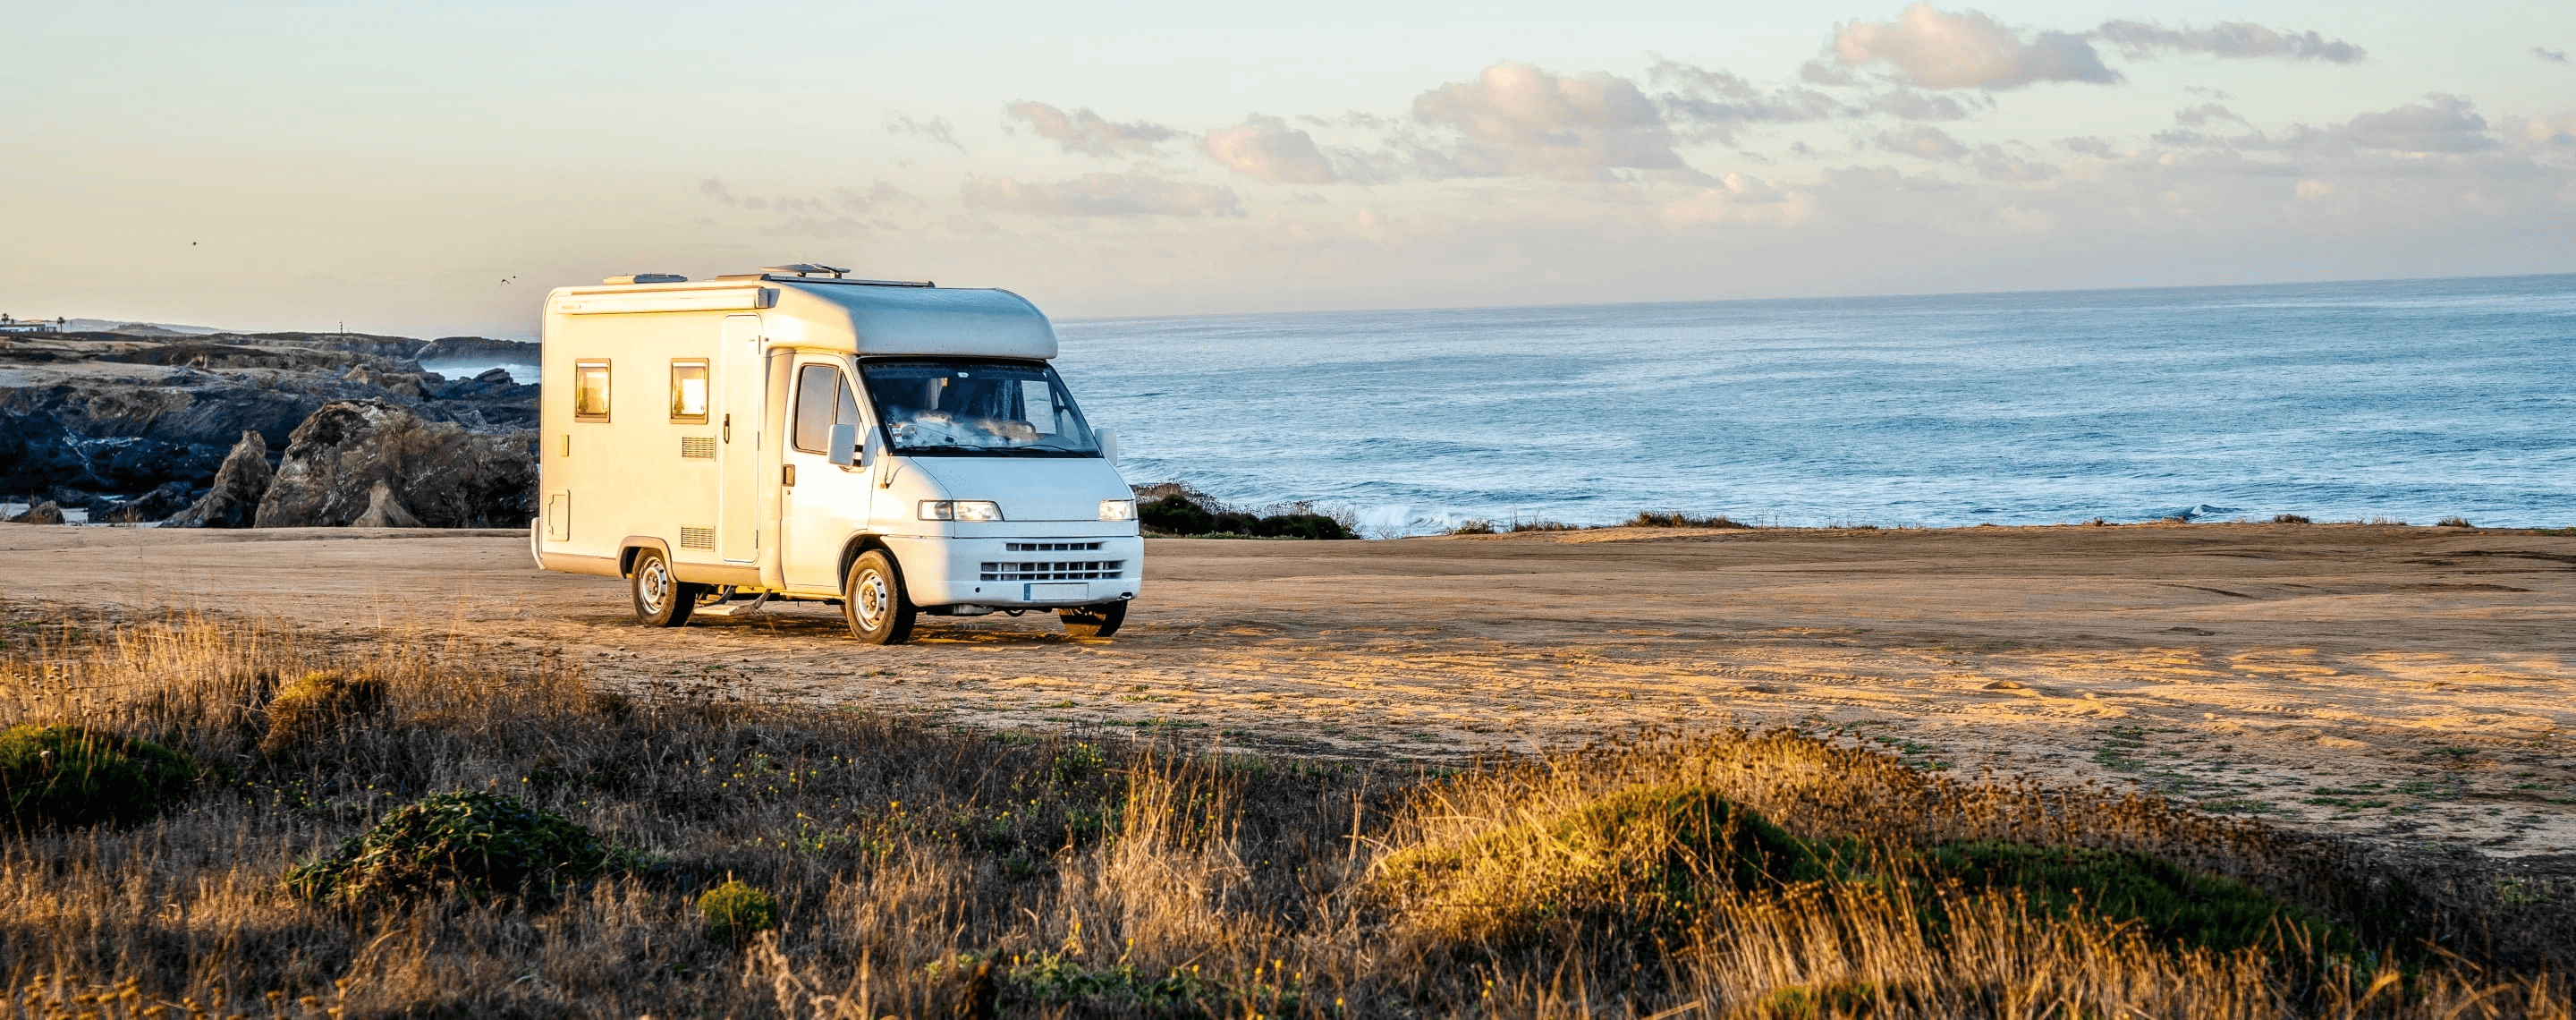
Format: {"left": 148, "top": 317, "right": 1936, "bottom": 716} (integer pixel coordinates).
{"left": 254, "top": 402, "right": 533, "bottom": 529}
{"left": 350, "top": 480, "right": 425, "bottom": 528}
{"left": 165, "top": 431, "right": 274, "bottom": 528}
{"left": 5, "top": 500, "right": 64, "bottom": 524}
{"left": 97, "top": 480, "right": 199, "bottom": 523}
{"left": 415, "top": 336, "right": 539, "bottom": 368}
{"left": 1, "top": 329, "right": 537, "bottom": 514}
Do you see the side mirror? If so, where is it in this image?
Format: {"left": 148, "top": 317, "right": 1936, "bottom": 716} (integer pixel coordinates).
{"left": 826, "top": 423, "right": 858, "bottom": 467}
{"left": 1097, "top": 429, "right": 1119, "bottom": 465}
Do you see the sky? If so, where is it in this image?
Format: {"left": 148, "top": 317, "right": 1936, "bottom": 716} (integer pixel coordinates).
{"left": 1, "top": 1, "right": 2570, "bottom": 339}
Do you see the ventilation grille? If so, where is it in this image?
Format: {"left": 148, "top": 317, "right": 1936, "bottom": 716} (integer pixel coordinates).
{"left": 980, "top": 560, "right": 1123, "bottom": 582}
{"left": 679, "top": 527, "right": 715, "bottom": 550}
{"left": 681, "top": 437, "right": 716, "bottom": 459}
{"left": 1006, "top": 541, "right": 1103, "bottom": 552}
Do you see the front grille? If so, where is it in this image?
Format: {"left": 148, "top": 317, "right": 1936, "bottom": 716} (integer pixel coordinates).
{"left": 980, "top": 560, "right": 1123, "bottom": 582}
{"left": 679, "top": 527, "right": 715, "bottom": 549}
{"left": 1006, "top": 541, "right": 1103, "bottom": 552}
{"left": 681, "top": 437, "right": 716, "bottom": 459}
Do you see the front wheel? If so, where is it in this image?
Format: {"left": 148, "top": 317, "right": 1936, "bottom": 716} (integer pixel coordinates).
{"left": 631, "top": 549, "right": 703, "bottom": 627}
{"left": 1058, "top": 600, "right": 1128, "bottom": 639}
{"left": 843, "top": 550, "right": 917, "bottom": 644}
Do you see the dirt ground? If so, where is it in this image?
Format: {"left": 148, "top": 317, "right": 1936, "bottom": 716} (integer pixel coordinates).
{"left": 5, "top": 522, "right": 2572, "bottom": 855}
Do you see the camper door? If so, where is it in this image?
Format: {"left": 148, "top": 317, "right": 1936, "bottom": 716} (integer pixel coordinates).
{"left": 717, "top": 314, "right": 765, "bottom": 563}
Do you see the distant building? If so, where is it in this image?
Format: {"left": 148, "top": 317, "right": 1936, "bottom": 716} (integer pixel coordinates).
{"left": 0, "top": 314, "right": 65, "bottom": 334}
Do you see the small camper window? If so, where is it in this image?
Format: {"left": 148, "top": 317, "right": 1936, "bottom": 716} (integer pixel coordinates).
{"left": 573, "top": 361, "right": 611, "bottom": 421}
{"left": 669, "top": 361, "right": 708, "bottom": 422}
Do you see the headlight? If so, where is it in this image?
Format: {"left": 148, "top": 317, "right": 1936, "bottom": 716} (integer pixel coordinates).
{"left": 919, "top": 500, "right": 1004, "bottom": 522}
{"left": 1098, "top": 498, "right": 1135, "bottom": 522}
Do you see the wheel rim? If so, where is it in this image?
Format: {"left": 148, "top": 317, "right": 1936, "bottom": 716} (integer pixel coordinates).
{"left": 852, "top": 569, "right": 890, "bottom": 630}
{"left": 638, "top": 559, "right": 671, "bottom": 614}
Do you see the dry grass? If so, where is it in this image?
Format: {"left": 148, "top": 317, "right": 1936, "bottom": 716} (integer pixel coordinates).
{"left": 0, "top": 612, "right": 2567, "bottom": 1018}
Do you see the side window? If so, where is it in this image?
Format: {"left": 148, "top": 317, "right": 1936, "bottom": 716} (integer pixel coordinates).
{"left": 1021, "top": 379, "right": 1058, "bottom": 435}
{"left": 669, "top": 361, "right": 708, "bottom": 422}
{"left": 573, "top": 361, "right": 610, "bottom": 421}
{"left": 792, "top": 364, "right": 861, "bottom": 453}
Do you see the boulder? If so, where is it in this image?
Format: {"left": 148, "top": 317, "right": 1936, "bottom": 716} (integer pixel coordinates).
{"left": 254, "top": 401, "right": 533, "bottom": 529}
{"left": 5, "top": 500, "right": 64, "bottom": 525}
{"left": 97, "top": 480, "right": 199, "bottom": 523}
{"left": 165, "top": 430, "right": 273, "bottom": 528}
{"left": 349, "top": 480, "right": 424, "bottom": 528}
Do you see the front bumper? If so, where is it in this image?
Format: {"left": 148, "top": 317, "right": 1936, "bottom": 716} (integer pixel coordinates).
{"left": 883, "top": 534, "right": 1144, "bottom": 608}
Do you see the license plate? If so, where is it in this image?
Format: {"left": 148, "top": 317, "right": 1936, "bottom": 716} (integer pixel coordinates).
{"left": 1027, "top": 582, "right": 1089, "bottom": 602}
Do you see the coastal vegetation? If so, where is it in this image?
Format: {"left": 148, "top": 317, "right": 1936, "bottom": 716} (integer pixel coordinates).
{"left": 1136, "top": 482, "right": 1357, "bottom": 540}
{"left": 0, "top": 615, "right": 2568, "bottom": 1018}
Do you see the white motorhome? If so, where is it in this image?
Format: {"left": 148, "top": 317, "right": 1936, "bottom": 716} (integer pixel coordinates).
{"left": 530, "top": 266, "right": 1140, "bottom": 643}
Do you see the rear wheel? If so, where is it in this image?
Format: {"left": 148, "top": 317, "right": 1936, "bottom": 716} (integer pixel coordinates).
{"left": 631, "top": 549, "right": 703, "bottom": 627}
{"left": 1057, "top": 600, "right": 1128, "bottom": 639}
{"left": 843, "top": 550, "right": 917, "bottom": 644}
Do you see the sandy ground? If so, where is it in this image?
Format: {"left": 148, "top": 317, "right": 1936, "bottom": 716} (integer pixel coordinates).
{"left": 4, "top": 522, "right": 2572, "bottom": 855}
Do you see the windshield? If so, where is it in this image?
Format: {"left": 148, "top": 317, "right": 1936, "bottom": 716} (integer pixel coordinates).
{"left": 859, "top": 359, "right": 1101, "bottom": 456}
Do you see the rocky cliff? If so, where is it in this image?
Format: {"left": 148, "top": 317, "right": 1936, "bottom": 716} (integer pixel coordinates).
{"left": 0, "top": 329, "right": 538, "bottom": 527}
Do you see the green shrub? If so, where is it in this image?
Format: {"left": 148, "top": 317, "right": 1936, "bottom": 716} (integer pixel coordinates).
{"left": 1377, "top": 785, "right": 1858, "bottom": 932}
{"left": 2272, "top": 514, "right": 2312, "bottom": 524}
{"left": 1754, "top": 981, "right": 1891, "bottom": 1019}
{"left": 1916, "top": 841, "right": 2349, "bottom": 955}
{"left": 1138, "top": 495, "right": 1214, "bottom": 535}
{"left": 1248, "top": 513, "right": 1353, "bottom": 540}
{"left": 258, "top": 669, "right": 386, "bottom": 757}
{"left": 1140, "top": 494, "right": 1354, "bottom": 540}
{"left": 0, "top": 724, "right": 202, "bottom": 830}
{"left": 1629, "top": 511, "right": 1751, "bottom": 529}
{"left": 284, "top": 790, "right": 619, "bottom": 904}
{"left": 697, "top": 879, "right": 781, "bottom": 944}
{"left": 1382, "top": 783, "right": 2346, "bottom": 957}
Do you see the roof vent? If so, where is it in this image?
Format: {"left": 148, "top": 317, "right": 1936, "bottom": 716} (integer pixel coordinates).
{"left": 602, "top": 273, "right": 689, "bottom": 285}
{"left": 761, "top": 263, "right": 850, "bottom": 278}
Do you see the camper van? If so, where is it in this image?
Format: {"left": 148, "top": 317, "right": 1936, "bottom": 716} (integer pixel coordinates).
{"left": 529, "top": 266, "right": 1140, "bottom": 644}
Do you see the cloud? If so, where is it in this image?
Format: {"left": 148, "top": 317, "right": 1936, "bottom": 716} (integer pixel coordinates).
{"left": 1874, "top": 124, "right": 1971, "bottom": 159}
{"left": 2505, "top": 114, "right": 2576, "bottom": 146}
{"left": 1411, "top": 61, "right": 1692, "bottom": 180}
{"left": 1646, "top": 62, "right": 1841, "bottom": 142}
{"left": 1831, "top": 4, "right": 2119, "bottom": 90}
{"left": 1658, "top": 173, "right": 1818, "bottom": 227}
{"left": 2341, "top": 94, "right": 2496, "bottom": 153}
{"left": 1860, "top": 87, "right": 1986, "bottom": 121}
{"left": 885, "top": 114, "right": 965, "bottom": 154}
{"left": 697, "top": 179, "right": 916, "bottom": 237}
{"left": 2097, "top": 21, "right": 2365, "bottom": 63}
{"left": 1001, "top": 102, "right": 1180, "bottom": 158}
{"left": 2538, "top": 47, "right": 2570, "bottom": 64}
{"left": 2173, "top": 103, "right": 2251, "bottom": 128}
{"left": 1202, "top": 115, "right": 1340, "bottom": 184}
{"left": 960, "top": 172, "right": 1240, "bottom": 217}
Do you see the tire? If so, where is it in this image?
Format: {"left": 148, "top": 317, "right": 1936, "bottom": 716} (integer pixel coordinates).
{"left": 630, "top": 548, "right": 703, "bottom": 627}
{"left": 1058, "top": 600, "right": 1128, "bottom": 639}
{"left": 843, "top": 549, "right": 917, "bottom": 644}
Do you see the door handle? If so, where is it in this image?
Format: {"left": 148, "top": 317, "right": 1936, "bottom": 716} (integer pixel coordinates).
{"left": 782, "top": 464, "right": 796, "bottom": 488}
{"left": 724, "top": 413, "right": 732, "bottom": 442}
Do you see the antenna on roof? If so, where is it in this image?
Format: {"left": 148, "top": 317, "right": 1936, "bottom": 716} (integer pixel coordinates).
{"left": 762, "top": 263, "right": 849, "bottom": 279}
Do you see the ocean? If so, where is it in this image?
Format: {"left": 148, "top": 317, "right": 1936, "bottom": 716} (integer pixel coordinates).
{"left": 1053, "top": 273, "right": 2576, "bottom": 536}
